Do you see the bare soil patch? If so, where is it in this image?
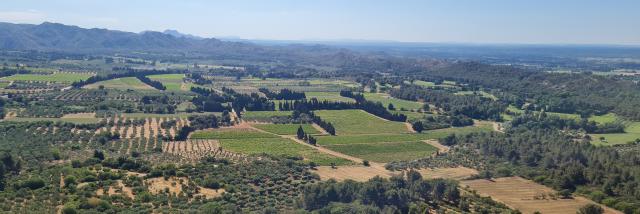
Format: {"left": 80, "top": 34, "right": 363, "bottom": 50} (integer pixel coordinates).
{"left": 147, "top": 177, "right": 187, "bottom": 195}
{"left": 196, "top": 187, "right": 226, "bottom": 199}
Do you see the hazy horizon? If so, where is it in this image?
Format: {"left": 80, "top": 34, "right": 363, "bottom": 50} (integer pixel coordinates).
{"left": 1, "top": 0, "right": 639, "bottom": 45}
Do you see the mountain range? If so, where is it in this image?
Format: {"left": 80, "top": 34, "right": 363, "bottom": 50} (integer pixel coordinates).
{"left": 0, "top": 21, "right": 368, "bottom": 67}
{"left": 0, "top": 22, "right": 267, "bottom": 53}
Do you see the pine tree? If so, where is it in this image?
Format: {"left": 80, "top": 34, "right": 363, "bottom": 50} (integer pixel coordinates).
{"left": 412, "top": 121, "right": 424, "bottom": 133}
{"left": 297, "top": 125, "right": 305, "bottom": 140}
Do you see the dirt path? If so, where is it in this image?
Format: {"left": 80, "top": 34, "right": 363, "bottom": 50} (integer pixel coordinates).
{"left": 282, "top": 135, "right": 389, "bottom": 171}
{"left": 423, "top": 139, "right": 449, "bottom": 153}
{"left": 492, "top": 122, "right": 503, "bottom": 133}
{"left": 311, "top": 123, "right": 329, "bottom": 135}
{"left": 405, "top": 122, "right": 416, "bottom": 133}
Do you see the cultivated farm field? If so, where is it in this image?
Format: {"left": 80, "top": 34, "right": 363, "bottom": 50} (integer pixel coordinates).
{"left": 315, "top": 125, "right": 492, "bottom": 145}
{"left": 147, "top": 73, "right": 190, "bottom": 91}
{"left": 461, "top": 177, "right": 621, "bottom": 214}
{"left": 1, "top": 72, "right": 94, "bottom": 83}
{"left": 83, "top": 77, "right": 155, "bottom": 90}
{"left": 305, "top": 92, "right": 356, "bottom": 103}
{"left": 190, "top": 128, "right": 278, "bottom": 139}
{"left": 219, "top": 137, "right": 351, "bottom": 165}
{"left": 591, "top": 121, "right": 640, "bottom": 146}
{"left": 324, "top": 141, "right": 437, "bottom": 162}
{"left": 252, "top": 123, "right": 320, "bottom": 135}
{"left": 242, "top": 111, "right": 292, "bottom": 121}
{"left": 314, "top": 109, "right": 409, "bottom": 135}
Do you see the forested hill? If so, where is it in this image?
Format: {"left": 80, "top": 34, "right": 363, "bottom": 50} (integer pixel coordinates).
{"left": 418, "top": 62, "right": 640, "bottom": 119}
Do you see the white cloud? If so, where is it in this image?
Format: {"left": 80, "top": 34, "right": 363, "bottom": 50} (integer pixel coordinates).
{"left": 0, "top": 10, "right": 46, "bottom": 24}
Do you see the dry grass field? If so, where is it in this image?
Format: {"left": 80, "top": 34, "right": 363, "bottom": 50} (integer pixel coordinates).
{"left": 314, "top": 166, "right": 476, "bottom": 182}
{"left": 314, "top": 166, "right": 394, "bottom": 182}
{"left": 461, "top": 177, "right": 621, "bottom": 214}
{"left": 414, "top": 167, "right": 477, "bottom": 180}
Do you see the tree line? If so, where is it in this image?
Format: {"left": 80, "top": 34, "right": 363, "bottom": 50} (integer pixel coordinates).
{"left": 259, "top": 88, "right": 306, "bottom": 100}
{"left": 136, "top": 75, "right": 166, "bottom": 90}
{"left": 0, "top": 67, "right": 31, "bottom": 78}
{"left": 190, "top": 87, "right": 275, "bottom": 112}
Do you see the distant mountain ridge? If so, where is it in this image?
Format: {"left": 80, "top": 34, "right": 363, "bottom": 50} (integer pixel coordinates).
{"left": 0, "top": 22, "right": 262, "bottom": 53}
{"left": 161, "top": 29, "right": 203, "bottom": 40}
{"left": 0, "top": 22, "right": 364, "bottom": 65}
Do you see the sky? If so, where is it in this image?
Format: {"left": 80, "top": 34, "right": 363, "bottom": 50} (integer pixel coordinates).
{"left": 0, "top": 0, "right": 639, "bottom": 45}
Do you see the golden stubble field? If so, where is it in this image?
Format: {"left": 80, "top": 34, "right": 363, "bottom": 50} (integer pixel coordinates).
{"left": 461, "top": 177, "right": 621, "bottom": 214}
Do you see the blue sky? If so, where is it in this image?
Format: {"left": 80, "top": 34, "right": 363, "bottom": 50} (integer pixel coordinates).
{"left": 0, "top": 0, "right": 638, "bottom": 44}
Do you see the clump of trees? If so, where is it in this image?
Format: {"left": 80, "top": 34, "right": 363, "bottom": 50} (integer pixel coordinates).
{"left": 186, "top": 73, "right": 212, "bottom": 85}
{"left": 191, "top": 86, "right": 275, "bottom": 112}
{"left": 301, "top": 171, "right": 511, "bottom": 213}
{"left": 296, "top": 125, "right": 317, "bottom": 146}
{"left": 259, "top": 88, "right": 306, "bottom": 100}
{"left": 510, "top": 112, "right": 624, "bottom": 134}
{"left": 174, "top": 115, "right": 221, "bottom": 140}
{"left": 391, "top": 85, "right": 505, "bottom": 121}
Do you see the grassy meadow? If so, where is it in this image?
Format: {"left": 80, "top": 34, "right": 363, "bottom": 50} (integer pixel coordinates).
{"left": 363, "top": 93, "right": 424, "bottom": 110}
